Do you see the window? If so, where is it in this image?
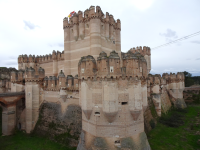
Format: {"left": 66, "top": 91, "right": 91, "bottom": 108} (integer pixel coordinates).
{"left": 113, "top": 41, "right": 115, "bottom": 44}
{"left": 59, "top": 82, "right": 61, "bottom": 85}
{"left": 81, "top": 68, "right": 84, "bottom": 73}
{"left": 95, "top": 112, "right": 100, "bottom": 114}
{"left": 110, "top": 66, "right": 114, "bottom": 73}
{"left": 52, "top": 84, "right": 53, "bottom": 87}
{"left": 76, "top": 84, "right": 78, "bottom": 87}
{"left": 71, "top": 29, "right": 73, "bottom": 33}
{"left": 115, "top": 140, "right": 120, "bottom": 144}
{"left": 122, "top": 102, "right": 128, "bottom": 105}
{"left": 140, "top": 67, "right": 142, "bottom": 72}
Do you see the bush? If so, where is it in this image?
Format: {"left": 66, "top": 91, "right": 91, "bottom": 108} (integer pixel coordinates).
{"left": 150, "top": 119, "right": 156, "bottom": 129}
{"left": 159, "top": 109, "right": 186, "bottom": 127}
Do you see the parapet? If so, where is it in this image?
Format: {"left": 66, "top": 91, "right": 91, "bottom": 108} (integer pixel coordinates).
{"left": 128, "top": 46, "right": 151, "bottom": 56}
{"left": 79, "top": 50, "right": 148, "bottom": 79}
{"left": 43, "top": 73, "right": 79, "bottom": 91}
{"left": 63, "top": 6, "right": 121, "bottom": 31}
{"left": 24, "top": 67, "right": 45, "bottom": 82}
{"left": 148, "top": 72, "right": 185, "bottom": 85}
{"left": 18, "top": 50, "right": 64, "bottom": 64}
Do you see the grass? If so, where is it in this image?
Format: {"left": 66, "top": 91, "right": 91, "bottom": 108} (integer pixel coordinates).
{"left": 148, "top": 105, "right": 200, "bottom": 150}
{"left": 0, "top": 107, "right": 76, "bottom": 150}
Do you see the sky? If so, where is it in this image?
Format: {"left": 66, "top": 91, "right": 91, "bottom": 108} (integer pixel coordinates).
{"left": 0, "top": 0, "right": 199, "bottom": 76}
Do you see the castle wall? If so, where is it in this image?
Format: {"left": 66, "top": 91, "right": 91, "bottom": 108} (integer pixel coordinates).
{"left": 39, "top": 62, "right": 53, "bottom": 76}
{"left": 2, "top": 105, "right": 16, "bottom": 135}
{"left": 11, "top": 83, "right": 24, "bottom": 92}
{"left": 160, "top": 87, "right": 172, "bottom": 113}
{"left": 25, "top": 82, "right": 40, "bottom": 133}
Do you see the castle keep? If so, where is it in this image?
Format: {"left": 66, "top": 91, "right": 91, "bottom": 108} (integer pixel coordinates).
{"left": 0, "top": 6, "right": 186, "bottom": 150}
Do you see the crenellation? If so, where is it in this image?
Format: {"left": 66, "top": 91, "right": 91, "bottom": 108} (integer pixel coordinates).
{"left": 58, "top": 70, "right": 66, "bottom": 88}
{"left": 17, "top": 70, "right": 24, "bottom": 82}
{"left": 11, "top": 70, "right": 18, "bottom": 82}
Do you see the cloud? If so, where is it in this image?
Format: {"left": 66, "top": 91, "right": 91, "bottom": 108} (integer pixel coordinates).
{"left": 191, "top": 40, "right": 200, "bottom": 44}
{"left": 4, "top": 61, "right": 18, "bottom": 66}
{"left": 23, "top": 20, "right": 40, "bottom": 30}
{"left": 196, "top": 58, "right": 200, "bottom": 60}
{"left": 160, "top": 29, "right": 178, "bottom": 39}
{"left": 129, "top": 0, "right": 156, "bottom": 10}
{"left": 49, "top": 43, "right": 64, "bottom": 47}
{"left": 159, "top": 29, "right": 179, "bottom": 44}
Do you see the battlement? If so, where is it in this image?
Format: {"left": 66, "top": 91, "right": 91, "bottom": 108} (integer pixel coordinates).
{"left": 78, "top": 50, "right": 148, "bottom": 79}
{"left": 122, "top": 46, "right": 151, "bottom": 74}
{"left": 18, "top": 50, "right": 64, "bottom": 64}
{"left": 10, "top": 67, "right": 45, "bottom": 82}
{"left": 43, "top": 71, "right": 79, "bottom": 91}
{"left": 148, "top": 72, "right": 185, "bottom": 85}
{"left": 63, "top": 6, "right": 121, "bottom": 30}
{"left": 127, "top": 46, "right": 151, "bottom": 56}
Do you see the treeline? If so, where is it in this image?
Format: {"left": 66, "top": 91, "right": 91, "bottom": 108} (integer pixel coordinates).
{"left": 184, "top": 71, "right": 200, "bottom": 87}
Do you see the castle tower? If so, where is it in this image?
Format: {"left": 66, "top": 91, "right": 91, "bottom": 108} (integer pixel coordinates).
{"left": 167, "top": 72, "right": 186, "bottom": 108}
{"left": 63, "top": 6, "right": 121, "bottom": 76}
{"left": 77, "top": 52, "right": 150, "bottom": 150}
{"left": 24, "top": 67, "right": 43, "bottom": 133}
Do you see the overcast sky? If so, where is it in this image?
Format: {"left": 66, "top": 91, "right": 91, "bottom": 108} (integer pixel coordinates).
{"left": 0, "top": 0, "right": 199, "bottom": 76}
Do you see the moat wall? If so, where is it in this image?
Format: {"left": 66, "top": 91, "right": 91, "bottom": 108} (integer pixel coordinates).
{"left": 33, "top": 102, "right": 82, "bottom": 147}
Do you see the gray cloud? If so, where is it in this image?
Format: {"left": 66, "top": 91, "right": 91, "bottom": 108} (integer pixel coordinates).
{"left": 160, "top": 29, "right": 178, "bottom": 38}
{"left": 159, "top": 29, "right": 179, "bottom": 44}
{"left": 4, "top": 62, "right": 18, "bottom": 65}
{"left": 196, "top": 58, "right": 200, "bottom": 60}
{"left": 23, "top": 20, "right": 40, "bottom": 30}
{"left": 9, "top": 56, "right": 17, "bottom": 60}
{"left": 49, "top": 43, "right": 64, "bottom": 47}
{"left": 191, "top": 40, "right": 200, "bottom": 44}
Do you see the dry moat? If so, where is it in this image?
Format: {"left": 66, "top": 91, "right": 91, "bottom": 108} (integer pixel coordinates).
{"left": 0, "top": 104, "right": 200, "bottom": 150}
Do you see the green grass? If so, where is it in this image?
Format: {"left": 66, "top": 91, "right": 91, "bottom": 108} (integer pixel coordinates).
{"left": 148, "top": 105, "right": 200, "bottom": 150}
{"left": 0, "top": 107, "right": 76, "bottom": 150}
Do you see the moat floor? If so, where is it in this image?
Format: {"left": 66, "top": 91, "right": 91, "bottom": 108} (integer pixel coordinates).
{"left": 0, "top": 107, "right": 75, "bottom": 150}
{"left": 148, "top": 105, "right": 200, "bottom": 150}
{"left": 0, "top": 105, "right": 200, "bottom": 150}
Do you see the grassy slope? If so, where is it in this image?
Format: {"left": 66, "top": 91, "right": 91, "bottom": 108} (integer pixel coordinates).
{"left": 148, "top": 105, "right": 200, "bottom": 150}
{"left": 0, "top": 107, "right": 76, "bottom": 150}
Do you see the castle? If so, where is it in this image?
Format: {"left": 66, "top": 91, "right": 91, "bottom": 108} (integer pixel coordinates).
{"left": 0, "top": 6, "right": 186, "bottom": 150}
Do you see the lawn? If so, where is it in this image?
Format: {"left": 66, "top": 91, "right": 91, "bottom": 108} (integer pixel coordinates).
{"left": 148, "top": 105, "right": 200, "bottom": 150}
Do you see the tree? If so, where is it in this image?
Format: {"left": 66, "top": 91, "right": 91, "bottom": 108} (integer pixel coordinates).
{"left": 183, "top": 71, "right": 194, "bottom": 87}
{"left": 183, "top": 71, "right": 192, "bottom": 77}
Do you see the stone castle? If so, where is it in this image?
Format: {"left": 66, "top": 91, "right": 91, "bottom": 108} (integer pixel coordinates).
{"left": 0, "top": 6, "right": 186, "bottom": 150}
